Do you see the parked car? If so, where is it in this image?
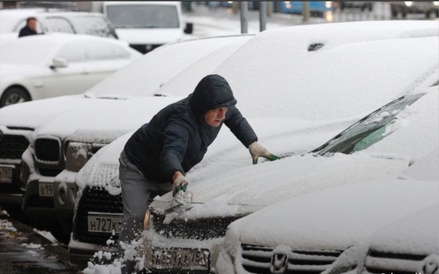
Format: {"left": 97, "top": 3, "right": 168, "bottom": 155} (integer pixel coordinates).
{"left": 339, "top": 1, "right": 373, "bottom": 11}
{"left": 72, "top": 21, "right": 439, "bottom": 270}
{"left": 390, "top": 1, "right": 439, "bottom": 18}
{"left": 354, "top": 203, "right": 439, "bottom": 274}
{"left": 216, "top": 145, "right": 438, "bottom": 274}
{"left": 0, "top": 33, "right": 141, "bottom": 107}
{"left": 0, "top": 9, "right": 118, "bottom": 38}
{"left": 321, "top": 148, "right": 439, "bottom": 274}
{"left": 101, "top": 1, "right": 193, "bottom": 53}
{"left": 11, "top": 34, "right": 253, "bottom": 245}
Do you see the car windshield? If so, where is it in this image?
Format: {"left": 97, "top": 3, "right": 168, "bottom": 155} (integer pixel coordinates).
{"left": 312, "top": 92, "right": 426, "bottom": 155}
{"left": 0, "top": 39, "right": 56, "bottom": 64}
{"left": 106, "top": 4, "right": 179, "bottom": 28}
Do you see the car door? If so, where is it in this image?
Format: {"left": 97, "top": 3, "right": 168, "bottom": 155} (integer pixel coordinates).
{"left": 82, "top": 40, "right": 132, "bottom": 86}
{"left": 43, "top": 40, "right": 93, "bottom": 98}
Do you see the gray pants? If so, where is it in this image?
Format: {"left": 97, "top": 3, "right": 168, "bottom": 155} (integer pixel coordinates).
{"left": 118, "top": 150, "right": 171, "bottom": 273}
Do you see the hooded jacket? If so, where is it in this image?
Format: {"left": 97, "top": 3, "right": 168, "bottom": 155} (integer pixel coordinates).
{"left": 124, "top": 74, "right": 257, "bottom": 183}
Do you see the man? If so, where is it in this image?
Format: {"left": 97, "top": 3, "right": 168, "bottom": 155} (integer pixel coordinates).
{"left": 18, "top": 17, "right": 39, "bottom": 37}
{"left": 118, "top": 74, "right": 278, "bottom": 273}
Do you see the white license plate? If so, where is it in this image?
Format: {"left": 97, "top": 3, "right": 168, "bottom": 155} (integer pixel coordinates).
{"left": 87, "top": 213, "right": 123, "bottom": 233}
{"left": 38, "top": 182, "right": 53, "bottom": 197}
{"left": 150, "top": 247, "right": 210, "bottom": 271}
{"left": 0, "top": 166, "right": 13, "bottom": 183}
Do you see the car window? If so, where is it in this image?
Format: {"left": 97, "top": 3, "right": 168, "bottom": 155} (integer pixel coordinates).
{"left": 106, "top": 4, "right": 179, "bottom": 28}
{"left": 66, "top": 15, "right": 116, "bottom": 38}
{"left": 43, "top": 16, "right": 75, "bottom": 33}
{"left": 84, "top": 40, "right": 129, "bottom": 61}
{"left": 312, "top": 92, "right": 426, "bottom": 155}
{"left": 13, "top": 18, "right": 44, "bottom": 33}
{"left": 57, "top": 41, "right": 87, "bottom": 62}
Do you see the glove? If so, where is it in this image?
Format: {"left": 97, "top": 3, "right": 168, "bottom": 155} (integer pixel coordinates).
{"left": 172, "top": 174, "right": 189, "bottom": 205}
{"left": 249, "top": 142, "right": 280, "bottom": 165}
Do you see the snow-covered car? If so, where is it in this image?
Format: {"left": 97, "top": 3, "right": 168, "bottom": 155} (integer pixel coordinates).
{"left": 73, "top": 21, "right": 439, "bottom": 269}
{"left": 0, "top": 33, "right": 141, "bottom": 107}
{"left": 137, "top": 85, "right": 438, "bottom": 273}
{"left": 11, "top": 34, "right": 253, "bottom": 244}
{"left": 355, "top": 203, "right": 439, "bottom": 274}
{"left": 322, "top": 148, "right": 439, "bottom": 274}
{"left": 216, "top": 146, "right": 439, "bottom": 274}
{"left": 0, "top": 9, "right": 118, "bottom": 38}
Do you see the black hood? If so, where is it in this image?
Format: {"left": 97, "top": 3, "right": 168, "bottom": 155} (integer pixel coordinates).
{"left": 190, "top": 74, "right": 237, "bottom": 115}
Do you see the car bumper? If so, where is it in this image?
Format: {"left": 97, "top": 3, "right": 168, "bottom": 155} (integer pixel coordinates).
{"left": 140, "top": 229, "right": 223, "bottom": 274}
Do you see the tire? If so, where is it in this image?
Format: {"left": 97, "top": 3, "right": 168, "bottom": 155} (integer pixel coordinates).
{"left": 0, "top": 87, "right": 31, "bottom": 108}
{"left": 49, "top": 220, "right": 71, "bottom": 245}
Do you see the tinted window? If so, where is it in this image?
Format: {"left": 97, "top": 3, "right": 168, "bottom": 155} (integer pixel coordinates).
{"left": 106, "top": 4, "right": 179, "bottom": 28}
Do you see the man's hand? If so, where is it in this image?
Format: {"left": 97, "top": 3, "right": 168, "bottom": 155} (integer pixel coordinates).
{"left": 249, "top": 142, "right": 280, "bottom": 164}
{"left": 172, "top": 173, "right": 189, "bottom": 205}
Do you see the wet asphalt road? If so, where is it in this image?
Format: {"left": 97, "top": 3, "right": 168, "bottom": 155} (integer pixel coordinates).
{"left": 0, "top": 209, "right": 82, "bottom": 274}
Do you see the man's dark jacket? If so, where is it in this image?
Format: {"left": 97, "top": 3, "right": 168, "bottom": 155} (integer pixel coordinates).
{"left": 18, "top": 26, "right": 38, "bottom": 37}
{"left": 124, "top": 74, "right": 257, "bottom": 183}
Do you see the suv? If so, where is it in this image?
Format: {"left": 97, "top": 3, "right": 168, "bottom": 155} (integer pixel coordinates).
{"left": 101, "top": 1, "right": 193, "bottom": 53}
{"left": 0, "top": 9, "right": 118, "bottom": 38}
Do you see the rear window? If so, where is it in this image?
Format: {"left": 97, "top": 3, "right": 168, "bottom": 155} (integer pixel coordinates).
{"left": 106, "top": 4, "right": 179, "bottom": 28}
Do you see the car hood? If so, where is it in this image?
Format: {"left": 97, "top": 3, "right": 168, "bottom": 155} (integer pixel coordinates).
{"left": 34, "top": 96, "right": 182, "bottom": 142}
{"left": 0, "top": 95, "right": 98, "bottom": 129}
{"left": 115, "top": 28, "right": 184, "bottom": 45}
{"left": 225, "top": 178, "right": 438, "bottom": 251}
{"left": 151, "top": 153, "right": 410, "bottom": 217}
{"left": 368, "top": 203, "right": 439, "bottom": 256}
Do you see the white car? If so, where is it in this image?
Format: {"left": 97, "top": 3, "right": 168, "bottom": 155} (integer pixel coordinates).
{"left": 73, "top": 21, "right": 439, "bottom": 271}
{"left": 322, "top": 148, "right": 439, "bottom": 274}
{"left": 354, "top": 203, "right": 439, "bottom": 274}
{"left": 0, "top": 9, "right": 118, "bottom": 38}
{"left": 217, "top": 147, "right": 438, "bottom": 274}
{"left": 101, "top": 1, "right": 193, "bottom": 53}
{"left": 0, "top": 33, "right": 141, "bottom": 107}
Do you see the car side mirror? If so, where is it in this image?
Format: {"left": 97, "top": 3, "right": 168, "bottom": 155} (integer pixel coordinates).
{"left": 184, "top": 22, "right": 193, "bottom": 34}
{"left": 50, "top": 58, "right": 68, "bottom": 69}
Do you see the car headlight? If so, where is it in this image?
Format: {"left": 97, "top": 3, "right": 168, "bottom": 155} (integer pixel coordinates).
{"left": 65, "top": 141, "right": 105, "bottom": 172}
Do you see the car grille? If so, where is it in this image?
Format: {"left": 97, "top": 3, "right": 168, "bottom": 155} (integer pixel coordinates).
{"left": 363, "top": 250, "right": 431, "bottom": 274}
{"left": 0, "top": 134, "right": 29, "bottom": 159}
{"left": 151, "top": 211, "right": 241, "bottom": 240}
{"left": 240, "top": 244, "right": 342, "bottom": 274}
{"left": 74, "top": 186, "right": 122, "bottom": 245}
{"left": 35, "top": 138, "right": 61, "bottom": 163}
